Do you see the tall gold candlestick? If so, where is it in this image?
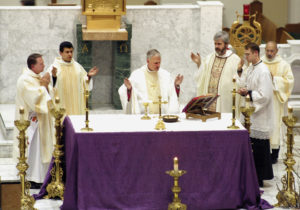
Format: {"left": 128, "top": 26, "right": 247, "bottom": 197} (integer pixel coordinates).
{"left": 228, "top": 78, "right": 239, "bottom": 129}
{"left": 81, "top": 90, "right": 93, "bottom": 131}
{"left": 14, "top": 107, "right": 37, "bottom": 210}
{"left": 45, "top": 97, "right": 65, "bottom": 200}
{"left": 275, "top": 107, "right": 299, "bottom": 207}
{"left": 166, "top": 157, "right": 187, "bottom": 210}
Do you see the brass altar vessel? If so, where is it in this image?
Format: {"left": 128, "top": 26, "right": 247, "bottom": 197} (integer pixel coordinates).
{"left": 240, "top": 95, "right": 255, "bottom": 133}
{"left": 153, "top": 96, "right": 168, "bottom": 130}
{"left": 44, "top": 97, "right": 65, "bottom": 200}
{"left": 14, "top": 107, "right": 37, "bottom": 210}
{"left": 81, "top": 90, "right": 93, "bottom": 131}
{"left": 141, "top": 102, "right": 151, "bottom": 120}
{"left": 275, "top": 107, "right": 299, "bottom": 207}
{"left": 166, "top": 157, "right": 187, "bottom": 210}
{"left": 228, "top": 78, "right": 239, "bottom": 129}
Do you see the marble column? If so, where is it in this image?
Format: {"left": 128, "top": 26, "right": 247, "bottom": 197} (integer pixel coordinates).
{"left": 112, "top": 22, "right": 132, "bottom": 109}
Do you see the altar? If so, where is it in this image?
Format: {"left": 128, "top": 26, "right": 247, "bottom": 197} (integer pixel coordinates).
{"left": 37, "top": 113, "right": 260, "bottom": 209}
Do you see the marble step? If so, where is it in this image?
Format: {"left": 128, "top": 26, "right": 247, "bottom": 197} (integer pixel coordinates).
{"left": 0, "top": 104, "right": 15, "bottom": 140}
{"left": 0, "top": 140, "right": 13, "bottom": 158}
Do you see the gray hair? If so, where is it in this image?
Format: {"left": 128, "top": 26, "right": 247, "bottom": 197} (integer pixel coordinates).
{"left": 146, "top": 49, "right": 161, "bottom": 60}
{"left": 213, "top": 31, "right": 229, "bottom": 44}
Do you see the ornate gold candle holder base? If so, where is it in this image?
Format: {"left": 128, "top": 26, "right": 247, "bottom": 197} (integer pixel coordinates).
{"left": 21, "top": 194, "right": 37, "bottom": 210}
{"left": 44, "top": 180, "right": 65, "bottom": 200}
{"left": 227, "top": 118, "right": 239, "bottom": 129}
{"left": 166, "top": 170, "right": 187, "bottom": 210}
{"left": 81, "top": 121, "right": 94, "bottom": 132}
{"left": 155, "top": 118, "right": 166, "bottom": 130}
{"left": 141, "top": 115, "right": 151, "bottom": 120}
{"left": 274, "top": 111, "right": 299, "bottom": 208}
{"left": 240, "top": 106, "right": 255, "bottom": 133}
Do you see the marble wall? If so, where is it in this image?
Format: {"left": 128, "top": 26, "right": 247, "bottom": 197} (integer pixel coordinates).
{"left": 0, "top": 2, "right": 223, "bottom": 107}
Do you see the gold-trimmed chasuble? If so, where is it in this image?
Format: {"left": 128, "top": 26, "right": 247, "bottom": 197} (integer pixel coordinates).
{"left": 145, "top": 70, "right": 161, "bottom": 114}
{"left": 207, "top": 57, "right": 227, "bottom": 111}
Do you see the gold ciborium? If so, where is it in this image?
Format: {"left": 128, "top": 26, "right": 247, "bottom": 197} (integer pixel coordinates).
{"left": 166, "top": 157, "right": 187, "bottom": 210}
{"left": 81, "top": 89, "right": 93, "bottom": 131}
{"left": 14, "top": 107, "right": 37, "bottom": 210}
{"left": 275, "top": 107, "right": 299, "bottom": 207}
{"left": 240, "top": 95, "right": 255, "bottom": 133}
{"left": 141, "top": 102, "right": 151, "bottom": 120}
{"left": 153, "top": 96, "right": 168, "bottom": 130}
{"left": 45, "top": 97, "right": 65, "bottom": 200}
{"left": 228, "top": 78, "right": 239, "bottom": 129}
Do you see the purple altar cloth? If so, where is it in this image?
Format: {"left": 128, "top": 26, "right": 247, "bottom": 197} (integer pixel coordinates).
{"left": 37, "top": 116, "right": 262, "bottom": 209}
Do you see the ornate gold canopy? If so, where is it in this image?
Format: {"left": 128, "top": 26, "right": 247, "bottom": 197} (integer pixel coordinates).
{"left": 230, "top": 5, "right": 262, "bottom": 57}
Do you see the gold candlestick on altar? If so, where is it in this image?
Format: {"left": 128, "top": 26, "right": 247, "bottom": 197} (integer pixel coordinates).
{"left": 14, "top": 107, "right": 37, "bottom": 210}
{"left": 153, "top": 96, "right": 168, "bottom": 130}
{"left": 240, "top": 95, "right": 255, "bottom": 133}
{"left": 228, "top": 78, "right": 239, "bottom": 129}
{"left": 275, "top": 107, "right": 299, "bottom": 208}
{"left": 45, "top": 97, "right": 65, "bottom": 200}
{"left": 141, "top": 102, "right": 151, "bottom": 120}
{"left": 166, "top": 157, "right": 187, "bottom": 210}
{"left": 81, "top": 90, "right": 93, "bottom": 131}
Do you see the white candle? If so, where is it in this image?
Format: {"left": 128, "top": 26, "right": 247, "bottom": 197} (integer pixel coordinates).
{"left": 19, "top": 106, "right": 24, "bottom": 122}
{"left": 246, "top": 95, "right": 250, "bottom": 109}
{"left": 174, "top": 157, "right": 179, "bottom": 171}
{"left": 288, "top": 107, "right": 293, "bottom": 120}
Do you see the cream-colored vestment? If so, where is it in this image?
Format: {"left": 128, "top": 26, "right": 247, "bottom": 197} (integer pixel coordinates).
{"left": 194, "top": 50, "right": 241, "bottom": 113}
{"left": 118, "top": 65, "right": 180, "bottom": 114}
{"left": 14, "top": 68, "right": 55, "bottom": 182}
{"left": 262, "top": 55, "right": 294, "bottom": 149}
{"left": 48, "top": 57, "right": 92, "bottom": 115}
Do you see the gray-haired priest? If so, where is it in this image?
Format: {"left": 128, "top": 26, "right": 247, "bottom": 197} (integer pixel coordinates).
{"left": 118, "top": 49, "right": 183, "bottom": 114}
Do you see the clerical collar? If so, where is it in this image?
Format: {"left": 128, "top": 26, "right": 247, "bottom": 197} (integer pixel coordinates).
{"left": 253, "top": 60, "right": 262, "bottom": 66}
{"left": 146, "top": 66, "right": 158, "bottom": 73}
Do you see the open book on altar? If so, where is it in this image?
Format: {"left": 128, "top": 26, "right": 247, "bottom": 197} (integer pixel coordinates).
{"left": 182, "top": 94, "right": 221, "bottom": 121}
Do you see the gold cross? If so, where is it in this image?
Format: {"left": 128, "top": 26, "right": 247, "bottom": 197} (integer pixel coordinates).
{"left": 153, "top": 96, "right": 168, "bottom": 118}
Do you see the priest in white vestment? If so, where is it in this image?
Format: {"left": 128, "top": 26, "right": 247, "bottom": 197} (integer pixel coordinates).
{"left": 191, "top": 31, "right": 241, "bottom": 113}
{"left": 262, "top": 41, "right": 294, "bottom": 164}
{"left": 118, "top": 49, "right": 183, "bottom": 114}
{"left": 237, "top": 43, "right": 274, "bottom": 187}
{"left": 14, "top": 53, "right": 55, "bottom": 184}
{"left": 48, "top": 41, "right": 99, "bottom": 115}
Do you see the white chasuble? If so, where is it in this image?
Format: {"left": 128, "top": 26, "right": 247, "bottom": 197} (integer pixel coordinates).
{"left": 14, "top": 68, "right": 55, "bottom": 171}
{"left": 48, "top": 57, "right": 91, "bottom": 115}
{"left": 194, "top": 50, "right": 241, "bottom": 113}
{"left": 118, "top": 65, "right": 180, "bottom": 114}
{"left": 262, "top": 55, "right": 294, "bottom": 148}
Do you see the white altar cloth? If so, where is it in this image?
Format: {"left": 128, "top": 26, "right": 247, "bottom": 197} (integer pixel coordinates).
{"left": 69, "top": 113, "right": 245, "bottom": 133}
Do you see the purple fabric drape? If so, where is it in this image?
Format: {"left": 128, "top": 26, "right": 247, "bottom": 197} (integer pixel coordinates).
{"left": 36, "top": 116, "right": 270, "bottom": 209}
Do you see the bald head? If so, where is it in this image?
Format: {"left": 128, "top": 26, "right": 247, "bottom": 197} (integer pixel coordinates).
{"left": 265, "top": 41, "right": 278, "bottom": 60}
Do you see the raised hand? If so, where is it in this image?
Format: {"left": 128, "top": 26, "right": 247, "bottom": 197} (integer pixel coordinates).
{"left": 174, "top": 74, "right": 184, "bottom": 86}
{"left": 191, "top": 52, "right": 201, "bottom": 68}
{"left": 40, "top": 72, "right": 50, "bottom": 87}
{"left": 88, "top": 66, "right": 99, "bottom": 77}
{"left": 124, "top": 78, "right": 132, "bottom": 90}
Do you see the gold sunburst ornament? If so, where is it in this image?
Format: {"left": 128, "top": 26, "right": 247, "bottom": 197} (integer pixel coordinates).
{"left": 230, "top": 4, "right": 262, "bottom": 57}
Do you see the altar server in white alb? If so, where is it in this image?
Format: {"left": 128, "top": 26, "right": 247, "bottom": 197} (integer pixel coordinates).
{"left": 237, "top": 43, "right": 274, "bottom": 187}
{"left": 48, "top": 41, "right": 99, "bottom": 115}
{"left": 262, "top": 41, "right": 294, "bottom": 164}
{"left": 118, "top": 49, "right": 183, "bottom": 114}
{"left": 14, "top": 53, "right": 55, "bottom": 184}
{"left": 191, "top": 31, "right": 241, "bottom": 113}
